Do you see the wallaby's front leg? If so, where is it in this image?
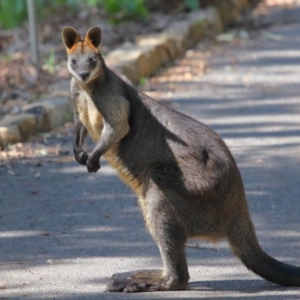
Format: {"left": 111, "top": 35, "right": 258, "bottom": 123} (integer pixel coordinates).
{"left": 86, "top": 122, "right": 115, "bottom": 172}
{"left": 70, "top": 80, "right": 89, "bottom": 166}
{"left": 73, "top": 118, "right": 88, "bottom": 166}
{"left": 86, "top": 97, "right": 130, "bottom": 173}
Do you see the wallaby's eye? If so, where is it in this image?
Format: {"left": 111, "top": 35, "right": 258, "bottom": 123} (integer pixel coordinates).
{"left": 71, "top": 58, "right": 77, "bottom": 65}
{"left": 89, "top": 56, "right": 97, "bottom": 66}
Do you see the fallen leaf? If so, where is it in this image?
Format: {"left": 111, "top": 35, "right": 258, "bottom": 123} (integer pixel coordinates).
{"left": 34, "top": 172, "right": 41, "bottom": 178}
{"left": 7, "top": 170, "right": 15, "bottom": 176}
{"left": 39, "top": 132, "right": 52, "bottom": 139}
{"left": 216, "top": 31, "right": 237, "bottom": 42}
{"left": 239, "top": 30, "right": 249, "bottom": 39}
{"left": 56, "top": 144, "right": 70, "bottom": 155}
{"left": 39, "top": 149, "right": 48, "bottom": 156}
{"left": 262, "top": 31, "right": 282, "bottom": 41}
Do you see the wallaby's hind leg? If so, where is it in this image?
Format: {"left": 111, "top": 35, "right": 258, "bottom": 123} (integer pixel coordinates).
{"left": 107, "top": 191, "right": 189, "bottom": 292}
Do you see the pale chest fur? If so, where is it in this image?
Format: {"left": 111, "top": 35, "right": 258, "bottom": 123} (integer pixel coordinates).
{"left": 74, "top": 88, "right": 144, "bottom": 197}
{"left": 75, "top": 89, "right": 103, "bottom": 143}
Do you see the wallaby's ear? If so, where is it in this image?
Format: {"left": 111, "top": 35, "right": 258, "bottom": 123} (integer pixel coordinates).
{"left": 62, "top": 27, "right": 81, "bottom": 51}
{"left": 84, "top": 27, "right": 102, "bottom": 49}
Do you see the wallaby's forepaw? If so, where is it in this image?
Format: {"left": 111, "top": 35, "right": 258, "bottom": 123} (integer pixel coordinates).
{"left": 106, "top": 269, "right": 188, "bottom": 293}
{"left": 86, "top": 154, "right": 100, "bottom": 173}
{"left": 74, "top": 149, "right": 89, "bottom": 166}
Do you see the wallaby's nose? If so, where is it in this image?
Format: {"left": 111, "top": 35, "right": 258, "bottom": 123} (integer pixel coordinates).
{"left": 79, "top": 71, "right": 89, "bottom": 81}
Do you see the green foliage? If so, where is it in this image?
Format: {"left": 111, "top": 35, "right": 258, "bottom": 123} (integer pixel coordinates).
{"left": 1, "top": 53, "right": 12, "bottom": 62}
{"left": 36, "top": 0, "right": 80, "bottom": 19}
{"left": 100, "top": 0, "right": 148, "bottom": 23}
{"left": 0, "top": 0, "right": 27, "bottom": 29}
{"left": 0, "top": 0, "right": 81, "bottom": 29}
{"left": 44, "top": 50, "right": 56, "bottom": 74}
{"left": 139, "top": 76, "right": 147, "bottom": 86}
{"left": 0, "top": 0, "right": 148, "bottom": 29}
{"left": 184, "top": 0, "right": 200, "bottom": 11}
{"left": 0, "top": 0, "right": 201, "bottom": 30}
{"left": 86, "top": 0, "right": 99, "bottom": 6}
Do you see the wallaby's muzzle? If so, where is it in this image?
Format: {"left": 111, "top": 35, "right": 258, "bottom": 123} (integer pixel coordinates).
{"left": 79, "top": 71, "right": 89, "bottom": 81}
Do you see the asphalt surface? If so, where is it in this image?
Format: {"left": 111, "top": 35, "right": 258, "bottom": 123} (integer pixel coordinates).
{"left": 1, "top": 7, "right": 300, "bottom": 300}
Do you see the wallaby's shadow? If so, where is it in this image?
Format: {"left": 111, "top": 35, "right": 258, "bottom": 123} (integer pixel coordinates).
{"left": 188, "top": 279, "right": 289, "bottom": 293}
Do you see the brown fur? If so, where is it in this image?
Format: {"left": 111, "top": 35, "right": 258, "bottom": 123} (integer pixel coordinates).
{"left": 62, "top": 26, "right": 300, "bottom": 293}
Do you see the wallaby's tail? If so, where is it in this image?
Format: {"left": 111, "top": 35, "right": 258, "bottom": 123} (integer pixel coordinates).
{"left": 227, "top": 214, "right": 300, "bottom": 286}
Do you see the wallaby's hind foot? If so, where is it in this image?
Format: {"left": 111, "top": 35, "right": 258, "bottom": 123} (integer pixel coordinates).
{"left": 107, "top": 269, "right": 188, "bottom": 292}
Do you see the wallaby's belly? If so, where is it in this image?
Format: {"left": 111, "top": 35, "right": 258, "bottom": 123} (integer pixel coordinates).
{"left": 76, "top": 91, "right": 103, "bottom": 142}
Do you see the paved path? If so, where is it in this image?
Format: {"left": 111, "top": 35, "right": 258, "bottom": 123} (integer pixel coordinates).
{"left": 1, "top": 7, "right": 300, "bottom": 300}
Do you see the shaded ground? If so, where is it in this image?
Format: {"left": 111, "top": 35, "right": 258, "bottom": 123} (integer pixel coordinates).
{"left": 1, "top": 1, "right": 300, "bottom": 299}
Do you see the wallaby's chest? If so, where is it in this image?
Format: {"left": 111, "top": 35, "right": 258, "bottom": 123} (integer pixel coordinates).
{"left": 75, "top": 89, "right": 103, "bottom": 142}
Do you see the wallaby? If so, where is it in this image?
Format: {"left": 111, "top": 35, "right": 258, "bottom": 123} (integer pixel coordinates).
{"left": 62, "top": 26, "right": 300, "bottom": 292}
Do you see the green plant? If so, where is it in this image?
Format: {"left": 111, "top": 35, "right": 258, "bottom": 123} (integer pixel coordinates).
{"left": 0, "top": 0, "right": 81, "bottom": 29}
{"left": 44, "top": 50, "right": 56, "bottom": 74}
{"left": 86, "top": 0, "right": 99, "bottom": 6}
{"left": 0, "top": 0, "right": 148, "bottom": 29}
{"left": 1, "top": 54, "right": 12, "bottom": 63}
{"left": 37, "top": 0, "right": 80, "bottom": 19}
{"left": 100, "top": 0, "right": 148, "bottom": 23}
{"left": 184, "top": 0, "right": 200, "bottom": 11}
{"left": 139, "top": 76, "right": 147, "bottom": 86}
{"left": 0, "top": 0, "right": 27, "bottom": 29}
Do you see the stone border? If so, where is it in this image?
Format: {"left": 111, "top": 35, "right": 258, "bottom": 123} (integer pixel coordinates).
{"left": 0, "top": 0, "right": 254, "bottom": 150}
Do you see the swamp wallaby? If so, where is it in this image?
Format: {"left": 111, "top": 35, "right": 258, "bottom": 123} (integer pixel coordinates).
{"left": 62, "top": 26, "right": 300, "bottom": 292}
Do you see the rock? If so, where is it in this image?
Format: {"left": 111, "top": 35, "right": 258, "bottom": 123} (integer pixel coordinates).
{"left": 0, "top": 113, "right": 36, "bottom": 145}
{"left": 23, "top": 96, "right": 72, "bottom": 131}
{"left": 0, "top": 124, "right": 22, "bottom": 149}
{"left": 23, "top": 105, "right": 50, "bottom": 132}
